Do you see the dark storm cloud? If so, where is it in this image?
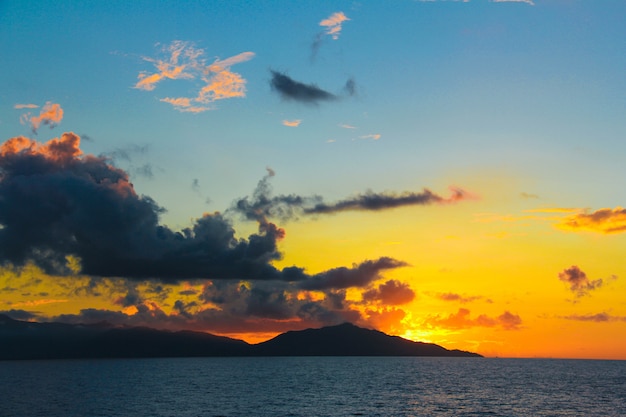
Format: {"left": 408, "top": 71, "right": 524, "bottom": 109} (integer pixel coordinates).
{"left": 0, "top": 133, "right": 413, "bottom": 296}
{"left": 0, "top": 134, "right": 303, "bottom": 282}
{"left": 233, "top": 171, "right": 473, "bottom": 222}
{"left": 270, "top": 71, "right": 337, "bottom": 104}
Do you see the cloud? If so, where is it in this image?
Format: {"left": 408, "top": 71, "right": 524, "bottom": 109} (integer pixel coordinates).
{"left": 561, "top": 312, "right": 626, "bottom": 323}
{"left": 299, "top": 258, "right": 408, "bottom": 290}
{"left": 340, "top": 124, "right": 356, "bottom": 129}
{"left": 491, "top": 0, "right": 534, "bottom": 5}
{"left": 557, "top": 207, "right": 626, "bottom": 234}
{"left": 282, "top": 119, "right": 301, "bottom": 127}
{"left": 0, "top": 133, "right": 292, "bottom": 281}
{"left": 359, "top": 134, "right": 381, "bottom": 141}
{"left": 311, "top": 12, "right": 350, "bottom": 60}
{"left": 435, "top": 292, "right": 483, "bottom": 303}
{"left": 520, "top": 192, "right": 539, "bottom": 199}
{"left": 135, "top": 41, "right": 254, "bottom": 112}
{"left": 303, "top": 186, "right": 474, "bottom": 215}
{"left": 319, "top": 12, "right": 350, "bottom": 40}
{"left": 14, "top": 104, "right": 39, "bottom": 109}
{"left": 270, "top": 71, "right": 338, "bottom": 104}
{"left": 362, "top": 280, "right": 416, "bottom": 305}
{"left": 232, "top": 170, "right": 475, "bottom": 222}
{"left": 425, "top": 308, "right": 522, "bottom": 331}
{"left": 0, "top": 132, "right": 417, "bottom": 317}
{"left": 558, "top": 266, "right": 609, "bottom": 298}
{"left": 10, "top": 299, "right": 68, "bottom": 308}
{"left": 19, "top": 102, "right": 64, "bottom": 134}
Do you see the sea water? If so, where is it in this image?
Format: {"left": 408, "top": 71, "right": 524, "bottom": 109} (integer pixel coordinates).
{"left": 1, "top": 357, "right": 624, "bottom": 416}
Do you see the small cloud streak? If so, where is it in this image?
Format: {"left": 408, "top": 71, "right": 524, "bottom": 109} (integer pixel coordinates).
{"left": 14, "top": 104, "right": 39, "bottom": 109}
{"left": 340, "top": 124, "right": 356, "bottom": 129}
{"left": 135, "top": 41, "right": 254, "bottom": 112}
{"left": 436, "top": 292, "right": 482, "bottom": 304}
{"left": 558, "top": 265, "right": 607, "bottom": 298}
{"left": 425, "top": 308, "right": 522, "bottom": 331}
{"left": 19, "top": 102, "right": 64, "bottom": 134}
{"left": 561, "top": 312, "right": 626, "bottom": 323}
{"left": 557, "top": 207, "right": 626, "bottom": 234}
{"left": 359, "top": 134, "right": 381, "bottom": 141}
{"left": 491, "top": 0, "right": 534, "bottom": 5}
{"left": 282, "top": 119, "right": 302, "bottom": 127}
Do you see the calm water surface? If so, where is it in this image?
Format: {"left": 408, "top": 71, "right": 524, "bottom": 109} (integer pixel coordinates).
{"left": 1, "top": 357, "right": 624, "bottom": 416}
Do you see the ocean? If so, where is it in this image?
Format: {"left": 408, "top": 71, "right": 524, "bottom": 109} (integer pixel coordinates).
{"left": 1, "top": 357, "right": 624, "bottom": 416}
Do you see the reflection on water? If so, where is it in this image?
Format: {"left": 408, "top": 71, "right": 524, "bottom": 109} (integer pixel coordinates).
{"left": 1, "top": 357, "right": 625, "bottom": 416}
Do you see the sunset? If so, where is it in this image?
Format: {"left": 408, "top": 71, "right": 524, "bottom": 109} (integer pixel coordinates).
{"left": 2, "top": 0, "right": 625, "bottom": 369}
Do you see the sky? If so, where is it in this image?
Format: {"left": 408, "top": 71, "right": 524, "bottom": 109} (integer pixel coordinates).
{"left": 1, "top": 0, "right": 625, "bottom": 359}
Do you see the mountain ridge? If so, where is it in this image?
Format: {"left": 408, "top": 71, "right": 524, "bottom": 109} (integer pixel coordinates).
{"left": 0, "top": 315, "right": 481, "bottom": 360}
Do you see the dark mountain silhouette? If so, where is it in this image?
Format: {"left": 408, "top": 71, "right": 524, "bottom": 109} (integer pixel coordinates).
{"left": 253, "top": 323, "right": 481, "bottom": 357}
{"left": 0, "top": 315, "right": 481, "bottom": 360}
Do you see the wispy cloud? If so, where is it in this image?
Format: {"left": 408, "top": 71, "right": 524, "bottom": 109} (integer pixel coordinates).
{"left": 282, "top": 119, "right": 302, "bottom": 127}
{"left": 561, "top": 312, "right": 626, "bottom": 323}
{"left": 340, "top": 123, "right": 356, "bottom": 129}
{"left": 557, "top": 207, "right": 626, "bottom": 234}
{"left": 520, "top": 192, "right": 539, "bottom": 199}
{"left": 359, "top": 134, "right": 381, "bottom": 141}
{"left": 232, "top": 171, "right": 476, "bottom": 222}
{"left": 14, "top": 104, "right": 39, "bottom": 109}
{"left": 424, "top": 308, "right": 522, "bottom": 331}
{"left": 19, "top": 102, "right": 64, "bottom": 134}
{"left": 435, "top": 292, "right": 483, "bottom": 304}
{"left": 311, "top": 12, "right": 350, "bottom": 61}
{"left": 135, "top": 41, "right": 254, "bottom": 112}
{"left": 491, "top": 0, "right": 535, "bottom": 5}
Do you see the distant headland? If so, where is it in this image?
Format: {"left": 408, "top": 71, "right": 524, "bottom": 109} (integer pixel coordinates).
{"left": 0, "top": 315, "right": 481, "bottom": 360}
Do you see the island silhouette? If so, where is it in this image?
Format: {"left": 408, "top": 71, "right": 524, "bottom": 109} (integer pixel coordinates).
{"left": 0, "top": 315, "right": 481, "bottom": 360}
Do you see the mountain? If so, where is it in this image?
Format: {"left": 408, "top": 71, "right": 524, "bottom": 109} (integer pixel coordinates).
{"left": 253, "top": 323, "right": 481, "bottom": 357}
{"left": 0, "top": 315, "right": 481, "bottom": 360}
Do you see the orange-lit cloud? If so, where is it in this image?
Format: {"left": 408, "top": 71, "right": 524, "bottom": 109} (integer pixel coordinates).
{"left": 320, "top": 12, "right": 350, "bottom": 40}
{"left": 557, "top": 207, "right": 626, "bottom": 234}
{"left": 425, "top": 308, "right": 522, "bottom": 331}
{"left": 19, "top": 102, "right": 64, "bottom": 133}
{"left": 135, "top": 41, "right": 254, "bottom": 112}
{"left": 282, "top": 119, "right": 302, "bottom": 127}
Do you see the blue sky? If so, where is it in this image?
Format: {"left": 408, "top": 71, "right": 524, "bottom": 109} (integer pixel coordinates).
{"left": 1, "top": 0, "right": 626, "bottom": 357}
